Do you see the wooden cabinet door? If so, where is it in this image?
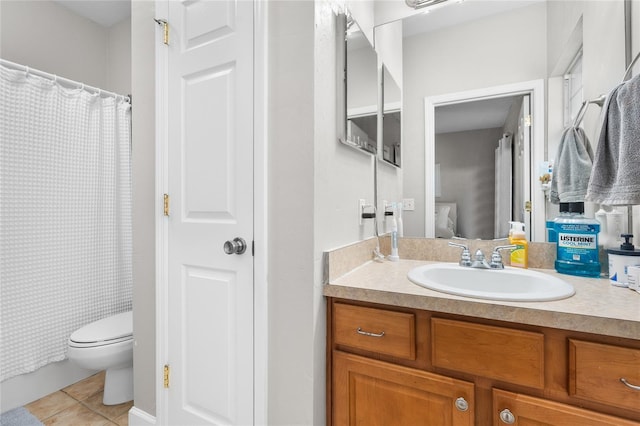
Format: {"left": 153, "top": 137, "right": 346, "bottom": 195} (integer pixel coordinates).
{"left": 493, "top": 389, "right": 640, "bottom": 426}
{"left": 333, "top": 351, "right": 474, "bottom": 426}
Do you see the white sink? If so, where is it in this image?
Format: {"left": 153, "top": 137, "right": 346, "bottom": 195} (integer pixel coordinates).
{"left": 407, "top": 263, "right": 575, "bottom": 302}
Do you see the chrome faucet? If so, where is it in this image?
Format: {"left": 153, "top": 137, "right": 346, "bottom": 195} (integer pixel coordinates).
{"left": 448, "top": 242, "right": 471, "bottom": 267}
{"left": 489, "top": 245, "right": 516, "bottom": 269}
{"left": 449, "top": 242, "right": 516, "bottom": 269}
{"left": 471, "top": 249, "right": 490, "bottom": 269}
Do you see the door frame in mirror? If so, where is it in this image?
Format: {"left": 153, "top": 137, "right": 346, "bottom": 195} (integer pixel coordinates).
{"left": 424, "top": 79, "right": 545, "bottom": 242}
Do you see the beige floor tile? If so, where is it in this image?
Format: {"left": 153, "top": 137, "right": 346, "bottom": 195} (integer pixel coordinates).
{"left": 25, "top": 391, "right": 77, "bottom": 420}
{"left": 62, "top": 371, "right": 105, "bottom": 401}
{"left": 113, "top": 411, "right": 129, "bottom": 426}
{"left": 42, "top": 402, "right": 110, "bottom": 426}
{"left": 82, "top": 391, "right": 133, "bottom": 421}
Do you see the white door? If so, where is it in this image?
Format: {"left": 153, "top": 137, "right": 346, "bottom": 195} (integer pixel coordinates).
{"left": 164, "top": 1, "right": 254, "bottom": 424}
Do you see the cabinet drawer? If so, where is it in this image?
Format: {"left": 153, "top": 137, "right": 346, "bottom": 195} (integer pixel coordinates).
{"left": 333, "top": 303, "right": 416, "bottom": 360}
{"left": 493, "top": 388, "right": 640, "bottom": 426}
{"left": 432, "top": 318, "right": 544, "bottom": 389}
{"left": 569, "top": 339, "right": 640, "bottom": 412}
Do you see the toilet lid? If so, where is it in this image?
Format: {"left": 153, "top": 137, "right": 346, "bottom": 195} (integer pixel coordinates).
{"left": 70, "top": 311, "right": 132, "bottom": 345}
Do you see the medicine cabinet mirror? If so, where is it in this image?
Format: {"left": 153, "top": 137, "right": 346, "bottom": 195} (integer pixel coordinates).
{"left": 340, "top": 13, "right": 378, "bottom": 155}
{"left": 382, "top": 65, "right": 401, "bottom": 167}
{"left": 370, "top": 1, "right": 626, "bottom": 242}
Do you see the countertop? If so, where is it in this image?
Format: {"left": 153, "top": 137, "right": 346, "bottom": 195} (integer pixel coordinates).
{"left": 324, "top": 259, "right": 640, "bottom": 340}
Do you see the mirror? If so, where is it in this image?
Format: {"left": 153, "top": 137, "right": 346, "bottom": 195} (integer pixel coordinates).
{"left": 432, "top": 93, "right": 530, "bottom": 240}
{"left": 372, "top": 0, "right": 626, "bottom": 241}
{"left": 382, "top": 65, "right": 401, "bottom": 167}
{"left": 341, "top": 13, "right": 378, "bottom": 155}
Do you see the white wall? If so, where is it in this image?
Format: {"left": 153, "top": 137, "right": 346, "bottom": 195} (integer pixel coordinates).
{"left": 107, "top": 17, "right": 132, "bottom": 96}
{"left": 131, "top": 0, "right": 156, "bottom": 418}
{"left": 0, "top": 0, "right": 129, "bottom": 95}
{"left": 402, "top": 3, "right": 547, "bottom": 237}
{"left": 267, "top": 2, "right": 316, "bottom": 424}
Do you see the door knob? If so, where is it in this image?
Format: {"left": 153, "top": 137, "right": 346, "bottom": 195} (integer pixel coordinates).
{"left": 224, "top": 237, "right": 247, "bottom": 255}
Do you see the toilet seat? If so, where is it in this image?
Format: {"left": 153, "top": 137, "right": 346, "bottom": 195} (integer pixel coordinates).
{"left": 69, "top": 311, "right": 132, "bottom": 348}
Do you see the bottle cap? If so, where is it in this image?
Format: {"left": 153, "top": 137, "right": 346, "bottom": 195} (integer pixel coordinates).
{"left": 607, "top": 234, "right": 640, "bottom": 255}
{"left": 620, "top": 234, "right": 634, "bottom": 251}
{"left": 559, "top": 202, "right": 584, "bottom": 214}
{"left": 512, "top": 221, "right": 526, "bottom": 237}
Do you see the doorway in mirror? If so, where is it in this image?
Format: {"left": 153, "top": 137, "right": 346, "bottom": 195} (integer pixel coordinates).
{"left": 424, "top": 80, "right": 545, "bottom": 241}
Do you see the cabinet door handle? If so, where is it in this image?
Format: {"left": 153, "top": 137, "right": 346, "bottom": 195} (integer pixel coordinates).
{"left": 356, "top": 327, "right": 385, "bottom": 338}
{"left": 499, "top": 408, "right": 515, "bottom": 424}
{"left": 454, "top": 397, "right": 469, "bottom": 412}
{"left": 621, "top": 378, "right": 640, "bottom": 391}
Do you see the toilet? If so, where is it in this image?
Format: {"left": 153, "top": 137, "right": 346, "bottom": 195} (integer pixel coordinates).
{"left": 67, "top": 310, "right": 133, "bottom": 405}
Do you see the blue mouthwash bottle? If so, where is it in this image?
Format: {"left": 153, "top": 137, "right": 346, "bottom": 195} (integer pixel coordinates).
{"left": 554, "top": 202, "right": 601, "bottom": 277}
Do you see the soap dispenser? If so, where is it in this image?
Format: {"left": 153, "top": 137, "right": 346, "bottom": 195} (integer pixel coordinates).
{"left": 607, "top": 234, "right": 640, "bottom": 287}
{"left": 509, "top": 222, "right": 528, "bottom": 268}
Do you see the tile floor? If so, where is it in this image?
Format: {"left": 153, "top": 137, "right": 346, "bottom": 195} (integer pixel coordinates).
{"left": 24, "top": 372, "right": 132, "bottom": 426}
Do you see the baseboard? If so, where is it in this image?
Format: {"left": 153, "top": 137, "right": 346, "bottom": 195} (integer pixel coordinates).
{"left": 128, "top": 406, "right": 156, "bottom": 426}
{"left": 0, "top": 360, "right": 97, "bottom": 412}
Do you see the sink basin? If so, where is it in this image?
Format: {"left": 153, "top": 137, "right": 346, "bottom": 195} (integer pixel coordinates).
{"left": 407, "top": 263, "right": 575, "bottom": 302}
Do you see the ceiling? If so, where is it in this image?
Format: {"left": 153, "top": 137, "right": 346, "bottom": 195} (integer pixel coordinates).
{"left": 402, "top": 0, "right": 543, "bottom": 38}
{"left": 434, "top": 95, "right": 523, "bottom": 134}
{"left": 52, "top": 0, "right": 131, "bottom": 28}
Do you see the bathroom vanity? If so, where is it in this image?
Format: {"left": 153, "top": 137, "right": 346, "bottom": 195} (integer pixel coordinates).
{"left": 324, "top": 241, "right": 640, "bottom": 426}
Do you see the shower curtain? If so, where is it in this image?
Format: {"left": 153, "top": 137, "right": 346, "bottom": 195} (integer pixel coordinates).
{"left": 0, "top": 64, "right": 132, "bottom": 381}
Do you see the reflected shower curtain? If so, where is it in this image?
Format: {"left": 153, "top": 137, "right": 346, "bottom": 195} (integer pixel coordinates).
{"left": 0, "top": 64, "right": 132, "bottom": 381}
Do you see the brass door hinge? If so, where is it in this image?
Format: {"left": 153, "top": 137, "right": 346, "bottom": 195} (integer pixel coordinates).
{"left": 154, "top": 19, "right": 169, "bottom": 45}
{"left": 525, "top": 200, "right": 532, "bottom": 212}
{"left": 164, "top": 194, "right": 170, "bottom": 216}
{"left": 524, "top": 114, "right": 532, "bottom": 127}
{"left": 163, "top": 364, "right": 170, "bottom": 388}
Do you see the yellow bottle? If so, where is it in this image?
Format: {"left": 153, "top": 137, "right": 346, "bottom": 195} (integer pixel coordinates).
{"left": 510, "top": 222, "right": 528, "bottom": 268}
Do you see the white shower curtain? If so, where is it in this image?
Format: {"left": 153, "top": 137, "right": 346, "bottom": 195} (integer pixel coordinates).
{"left": 0, "top": 64, "right": 132, "bottom": 381}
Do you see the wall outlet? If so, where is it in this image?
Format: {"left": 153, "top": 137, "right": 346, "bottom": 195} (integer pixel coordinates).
{"left": 403, "top": 198, "right": 415, "bottom": 211}
{"left": 358, "top": 199, "right": 365, "bottom": 225}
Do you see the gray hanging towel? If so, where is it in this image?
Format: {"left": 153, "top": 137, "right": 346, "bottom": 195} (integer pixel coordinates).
{"left": 549, "top": 126, "right": 594, "bottom": 204}
{"left": 586, "top": 74, "right": 640, "bottom": 205}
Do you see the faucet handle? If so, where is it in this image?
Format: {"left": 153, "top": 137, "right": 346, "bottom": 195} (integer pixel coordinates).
{"left": 490, "top": 245, "right": 517, "bottom": 269}
{"left": 448, "top": 242, "right": 472, "bottom": 267}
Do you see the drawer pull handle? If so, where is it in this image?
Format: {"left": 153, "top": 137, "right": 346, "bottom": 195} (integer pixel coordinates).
{"left": 356, "top": 327, "right": 385, "bottom": 338}
{"left": 621, "top": 378, "right": 640, "bottom": 391}
{"left": 499, "top": 408, "right": 515, "bottom": 424}
{"left": 454, "top": 397, "right": 469, "bottom": 412}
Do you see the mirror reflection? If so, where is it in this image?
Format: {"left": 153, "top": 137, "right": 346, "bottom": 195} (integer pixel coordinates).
{"left": 434, "top": 95, "right": 527, "bottom": 239}
{"left": 374, "top": 0, "right": 625, "bottom": 241}
{"left": 342, "top": 14, "right": 378, "bottom": 155}
{"left": 382, "top": 66, "right": 401, "bottom": 167}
